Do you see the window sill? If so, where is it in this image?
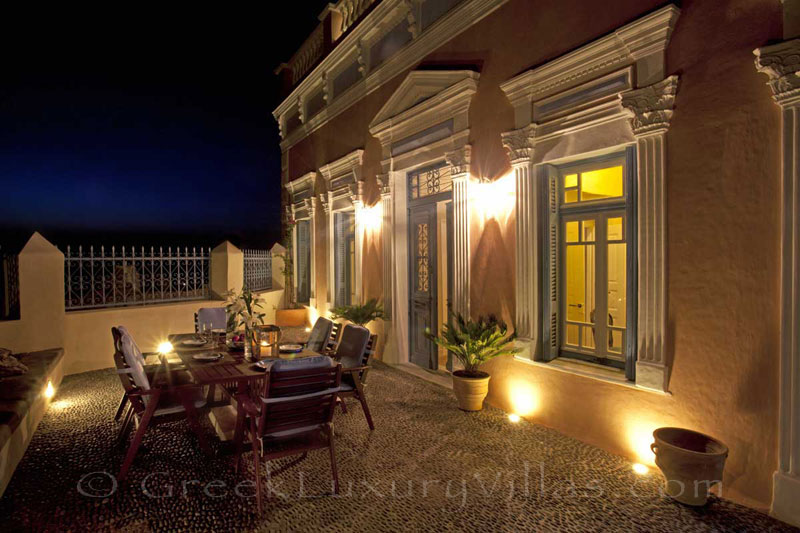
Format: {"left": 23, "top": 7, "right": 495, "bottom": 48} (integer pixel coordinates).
{"left": 512, "top": 354, "right": 670, "bottom": 395}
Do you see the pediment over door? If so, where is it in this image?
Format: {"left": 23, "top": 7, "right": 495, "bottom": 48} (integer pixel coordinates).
{"left": 369, "top": 70, "right": 479, "bottom": 144}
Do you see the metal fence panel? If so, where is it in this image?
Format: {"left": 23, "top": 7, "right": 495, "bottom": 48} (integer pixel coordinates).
{"left": 64, "top": 245, "right": 210, "bottom": 311}
{"left": 243, "top": 249, "right": 272, "bottom": 292}
{"left": 1, "top": 253, "right": 20, "bottom": 320}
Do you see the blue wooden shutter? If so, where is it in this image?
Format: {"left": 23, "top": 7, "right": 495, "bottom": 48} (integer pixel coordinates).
{"left": 296, "top": 220, "right": 310, "bottom": 304}
{"left": 540, "top": 165, "right": 560, "bottom": 362}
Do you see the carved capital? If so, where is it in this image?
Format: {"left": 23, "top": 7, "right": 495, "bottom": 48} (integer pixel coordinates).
{"left": 620, "top": 75, "right": 679, "bottom": 136}
{"left": 349, "top": 180, "right": 364, "bottom": 205}
{"left": 754, "top": 39, "right": 800, "bottom": 105}
{"left": 319, "top": 193, "right": 330, "bottom": 215}
{"left": 302, "top": 197, "right": 316, "bottom": 215}
{"left": 296, "top": 96, "right": 305, "bottom": 124}
{"left": 377, "top": 173, "right": 391, "bottom": 196}
{"left": 445, "top": 145, "right": 471, "bottom": 176}
{"left": 501, "top": 125, "right": 535, "bottom": 164}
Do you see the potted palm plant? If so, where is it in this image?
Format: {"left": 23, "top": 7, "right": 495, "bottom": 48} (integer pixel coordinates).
{"left": 329, "top": 298, "right": 385, "bottom": 327}
{"left": 425, "top": 313, "right": 518, "bottom": 411}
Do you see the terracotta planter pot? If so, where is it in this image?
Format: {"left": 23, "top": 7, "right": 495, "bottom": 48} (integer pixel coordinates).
{"left": 651, "top": 427, "right": 729, "bottom": 506}
{"left": 275, "top": 308, "right": 308, "bottom": 327}
{"left": 452, "top": 371, "right": 490, "bottom": 411}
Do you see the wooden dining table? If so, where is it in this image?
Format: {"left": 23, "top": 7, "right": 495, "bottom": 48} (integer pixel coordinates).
{"left": 167, "top": 332, "right": 320, "bottom": 404}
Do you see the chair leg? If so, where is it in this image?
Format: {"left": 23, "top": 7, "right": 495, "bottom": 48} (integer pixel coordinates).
{"left": 206, "top": 384, "right": 217, "bottom": 404}
{"left": 338, "top": 397, "right": 348, "bottom": 414}
{"left": 179, "top": 392, "right": 211, "bottom": 455}
{"left": 354, "top": 382, "right": 375, "bottom": 430}
{"left": 250, "top": 417, "right": 262, "bottom": 514}
{"left": 117, "top": 405, "right": 134, "bottom": 448}
{"left": 328, "top": 425, "right": 339, "bottom": 494}
{"left": 114, "top": 393, "right": 128, "bottom": 421}
{"left": 119, "top": 396, "right": 158, "bottom": 482}
{"left": 233, "top": 402, "right": 246, "bottom": 474}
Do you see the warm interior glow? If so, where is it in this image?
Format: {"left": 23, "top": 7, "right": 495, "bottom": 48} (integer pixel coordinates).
{"left": 360, "top": 203, "right": 383, "bottom": 234}
{"left": 44, "top": 381, "right": 55, "bottom": 399}
{"left": 305, "top": 326, "right": 311, "bottom": 333}
{"left": 632, "top": 463, "right": 650, "bottom": 475}
{"left": 508, "top": 413, "right": 521, "bottom": 423}
{"left": 508, "top": 379, "right": 539, "bottom": 417}
{"left": 471, "top": 173, "right": 515, "bottom": 225}
{"left": 157, "top": 341, "right": 174, "bottom": 354}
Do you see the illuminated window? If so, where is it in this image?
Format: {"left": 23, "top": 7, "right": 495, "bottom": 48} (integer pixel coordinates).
{"left": 542, "top": 152, "right": 635, "bottom": 376}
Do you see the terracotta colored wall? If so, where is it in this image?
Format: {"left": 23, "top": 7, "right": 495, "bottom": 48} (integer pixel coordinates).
{"left": 281, "top": 0, "right": 783, "bottom": 508}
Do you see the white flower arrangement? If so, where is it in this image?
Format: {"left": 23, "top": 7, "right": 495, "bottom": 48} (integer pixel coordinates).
{"left": 225, "top": 288, "right": 266, "bottom": 333}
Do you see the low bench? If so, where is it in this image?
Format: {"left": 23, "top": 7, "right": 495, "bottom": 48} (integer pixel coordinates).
{"left": 0, "top": 348, "right": 65, "bottom": 497}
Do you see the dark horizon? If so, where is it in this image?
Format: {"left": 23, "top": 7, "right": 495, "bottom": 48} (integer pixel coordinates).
{"left": 0, "top": 3, "right": 331, "bottom": 253}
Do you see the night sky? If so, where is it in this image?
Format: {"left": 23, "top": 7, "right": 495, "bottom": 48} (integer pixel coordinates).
{"left": 0, "top": 3, "right": 330, "bottom": 251}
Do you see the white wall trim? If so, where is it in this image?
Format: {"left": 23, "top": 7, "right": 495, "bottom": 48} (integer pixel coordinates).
{"left": 500, "top": 4, "right": 679, "bottom": 129}
{"left": 320, "top": 149, "right": 365, "bottom": 308}
{"left": 755, "top": 37, "right": 800, "bottom": 528}
{"left": 499, "top": 5, "right": 680, "bottom": 393}
{"left": 275, "top": 0, "right": 509, "bottom": 151}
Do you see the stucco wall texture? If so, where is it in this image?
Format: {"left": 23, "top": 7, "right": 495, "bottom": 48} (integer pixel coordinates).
{"left": 282, "top": 0, "right": 784, "bottom": 508}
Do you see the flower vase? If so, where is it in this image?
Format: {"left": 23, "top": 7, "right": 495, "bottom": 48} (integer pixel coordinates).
{"left": 243, "top": 328, "right": 253, "bottom": 361}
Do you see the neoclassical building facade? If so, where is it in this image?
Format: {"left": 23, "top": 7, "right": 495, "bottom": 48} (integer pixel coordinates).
{"left": 275, "top": 0, "right": 800, "bottom": 523}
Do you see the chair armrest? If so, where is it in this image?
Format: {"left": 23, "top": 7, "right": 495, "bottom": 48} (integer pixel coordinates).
{"left": 342, "top": 365, "right": 369, "bottom": 373}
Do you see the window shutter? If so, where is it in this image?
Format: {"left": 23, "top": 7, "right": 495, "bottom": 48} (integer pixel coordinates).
{"left": 296, "top": 220, "right": 310, "bottom": 304}
{"left": 540, "top": 165, "right": 560, "bottom": 361}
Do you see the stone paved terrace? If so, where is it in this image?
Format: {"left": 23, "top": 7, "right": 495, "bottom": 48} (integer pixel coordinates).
{"left": 0, "top": 362, "right": 795, "bottom": 532}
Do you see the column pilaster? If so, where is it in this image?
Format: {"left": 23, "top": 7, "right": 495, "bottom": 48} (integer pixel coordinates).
{"left": 620, "top": 75, "right": 678, "bottom": 392}
{"left": 379, "top": 174, "right": 393, "bottom": 318}
{"left": 446, "top": 145, "right": 471, "bottom": 318}
{"left": 755, "top": 38, "right": 800, "bottom": 527}
{"left": 502, "top": 126, "right": 537, "bottom": 355}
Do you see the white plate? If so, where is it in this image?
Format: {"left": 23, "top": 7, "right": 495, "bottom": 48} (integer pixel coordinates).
{"left": 193, "top": 352, "right": 223, "bottom": 361}
{"left": 182, "top": 339, "right": 208, "bottom": 347}
{"left": 279, "top": 344, "right": 303, "bottom": 352}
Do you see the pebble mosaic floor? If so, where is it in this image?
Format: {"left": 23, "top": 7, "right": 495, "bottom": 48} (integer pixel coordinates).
{"left": 0, "top": 362, "right": 796, "bottom": 532}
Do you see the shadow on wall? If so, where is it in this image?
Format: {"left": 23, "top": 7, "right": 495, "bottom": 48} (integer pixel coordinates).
{"left": 471, "top": 218, "right": 515, "bottom": 325}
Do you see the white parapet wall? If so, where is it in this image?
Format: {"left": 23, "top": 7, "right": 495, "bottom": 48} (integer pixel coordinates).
{"left": 0, "top": 233, "right": 285, "bottom": 375}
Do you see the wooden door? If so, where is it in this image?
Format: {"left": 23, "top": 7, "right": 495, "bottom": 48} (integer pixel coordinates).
{"left": 409, "top": 203, "right": 437, "bottom": 369}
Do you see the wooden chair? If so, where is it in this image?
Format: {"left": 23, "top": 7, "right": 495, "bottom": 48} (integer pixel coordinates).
{"left": 335, "top": 329, "right": 376, "bottom": 430}
{"left": 112, "top": 327, "right": 210, "bottom": 482}
{"left": 323, "top": 321, "right": 343, "bottom": 355}
{"left": 112, "top": 326, "right": 191, "bottom": 422}
{"left": 233, "top": 356, "right": 342, "bottom": 513}
{"left": 305, "top": 317, "right": 334, "bottom": 353}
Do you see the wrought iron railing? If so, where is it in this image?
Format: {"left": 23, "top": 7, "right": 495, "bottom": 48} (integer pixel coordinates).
{"left": 64, "top": 245, "right": 211, "bottom": 311}
{"left": 1, "top": 251, "right": 20, "bottom": 320}
{"left": 243, "top": 249, "right": 273, "bottom": 292}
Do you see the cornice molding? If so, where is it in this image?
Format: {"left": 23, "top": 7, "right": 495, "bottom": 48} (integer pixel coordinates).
{"left": 319, "top": 149, "right": 365, "bottom": 183}
{"left": 286, "top": 171, "right": 316, "bottom": 195}
{"left": 275, "top": 0, "right": 509, "bottom": 152}
{"left": 754, "top": 38, "right": 800, "bottom": 106}
{"left": 619, "top": 75, "right": 679, "bottom": 136}
{"left": 500, "top": 5, "right": 679, "bottom": 123}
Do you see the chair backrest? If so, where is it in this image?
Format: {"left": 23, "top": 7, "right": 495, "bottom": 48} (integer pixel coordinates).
{"left": 112, "top": 327, "right": 149, "bottom": 414}
{"left": 257, "top": 357, "right": 341, "bottom": 438}
{"left": 306, "top": 317, "right": 334, "bottom": 353}
{"left": 327, "top": 322, "right": 343, "bottom": 352}
{"left": 333, "top": 324, "right": 370, "bottom": 369}
{"left": 195, "top": 307, "right": 227, "bottom": 332}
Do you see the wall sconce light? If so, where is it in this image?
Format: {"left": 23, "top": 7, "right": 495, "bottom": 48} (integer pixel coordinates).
{"left": 360, "top": 203, "right": 383, "bottom": 235}
{"left": 471, "top": 173, "right": 515, "bottom": 224}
